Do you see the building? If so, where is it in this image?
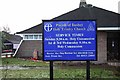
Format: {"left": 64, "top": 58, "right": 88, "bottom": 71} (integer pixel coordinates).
{"left": 1, "top": 31, "right": 22, "bottom": 58}
{"left": 14, "top": 1, "right": 120, "bottom": 63}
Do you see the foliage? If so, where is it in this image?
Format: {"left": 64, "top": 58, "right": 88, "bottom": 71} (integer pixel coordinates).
{"left": 0, "top": 26, "right": 11, "bottom": 50}
{"left": 114, "top": 66, "right": 120, "bottom": 77}
{"left": 0, "top": 31, "right": 2, "bottom": 52}
{"left": 1, "top": 31, "right": 8, "bottom": 50}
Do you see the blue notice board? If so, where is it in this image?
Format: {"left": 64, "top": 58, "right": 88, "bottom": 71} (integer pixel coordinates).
{"left": 43, "top": 20, "right": 97, "bottom": 61}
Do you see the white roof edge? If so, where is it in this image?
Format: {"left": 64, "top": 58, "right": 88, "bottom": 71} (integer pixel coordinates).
{"left": 13, "top": 40, "right": 23, "bottom": 57}
{"left": 97, "top": 27, "right": 120, "bottom": 30}
{"left": 16, "top": 33, "right": 42, "bottom": 35}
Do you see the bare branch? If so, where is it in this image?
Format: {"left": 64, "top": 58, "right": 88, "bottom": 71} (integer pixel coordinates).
{"left": 2, "top": 25, "right": 11, "bottom": 33}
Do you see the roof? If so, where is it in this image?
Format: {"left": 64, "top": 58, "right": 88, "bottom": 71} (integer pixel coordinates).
{"left": 2, "top": 31, "right": 23, "bottom": 44}
{"left": 3, "top": 40, "right": 12, "bottom": 44}
{"left": 16, "top": 5, "right": 120, "bottom": 34}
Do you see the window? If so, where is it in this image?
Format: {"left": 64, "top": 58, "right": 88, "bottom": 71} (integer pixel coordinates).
{"left": 34, "top": 35, "right": 38, "bottom": 39}
{"left": 28, "top": 35, "right": 33, "bottom": 39}
{"left": 38, "top": 35, "right": 42, "bottom": 39}
{"left": 24, "top": 35, "right": 28, "bottom": 39}
{"left": 24, "top": 34, "right": 42, "bottom": 40}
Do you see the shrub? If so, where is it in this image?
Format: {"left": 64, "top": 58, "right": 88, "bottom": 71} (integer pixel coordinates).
{"left": 114, "top": 66, "right": 120, "bottom": 76}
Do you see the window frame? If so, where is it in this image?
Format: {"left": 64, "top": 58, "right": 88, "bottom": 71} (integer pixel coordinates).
{"left": 23, "top": 33, "right": 42, "bottom": 40}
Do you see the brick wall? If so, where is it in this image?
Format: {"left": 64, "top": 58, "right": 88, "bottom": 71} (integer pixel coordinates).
{"left": 15, "top": 40, "right": 42, "bottom": 58}
{"left": 92, "top": 31, "right": 107, "bottom": 64}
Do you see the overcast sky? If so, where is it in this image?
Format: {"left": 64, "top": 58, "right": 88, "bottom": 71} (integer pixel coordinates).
{"left": 0, "top": 0, "right": 120, "bottom": 33}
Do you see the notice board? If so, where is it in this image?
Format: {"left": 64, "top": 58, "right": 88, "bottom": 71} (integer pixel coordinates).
{"left": 43, "top": 20, "right": 97, "bottom": 61}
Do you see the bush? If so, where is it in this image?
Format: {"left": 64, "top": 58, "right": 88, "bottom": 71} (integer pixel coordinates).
{"left": 114, "top": 66, "right": 120, "bottom": 76}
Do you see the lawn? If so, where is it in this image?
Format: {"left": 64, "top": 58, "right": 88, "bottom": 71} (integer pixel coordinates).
{"left": 1, "top": 68, "right": 120, "bottom": 79}
{"left": 1, "top": 58, "right": 49, "bottom": 67}
{"left": 0, "top": 58, "right": 120, "bottom": 79}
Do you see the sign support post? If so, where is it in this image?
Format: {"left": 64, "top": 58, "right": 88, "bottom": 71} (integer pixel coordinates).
{"left": 50, "top": 61, "right": 53, "bottom": 80}
{"left": 86, "top": 61, "right": 90, "bottom": 80}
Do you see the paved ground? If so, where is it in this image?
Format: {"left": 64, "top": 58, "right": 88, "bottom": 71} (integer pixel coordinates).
{"left": 0, "top": 66, "right": 49, "bottom": 70}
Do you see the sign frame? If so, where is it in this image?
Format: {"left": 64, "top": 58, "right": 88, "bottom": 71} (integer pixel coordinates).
{"left": 42, "top": 20, "right": 97, "bottom": 61}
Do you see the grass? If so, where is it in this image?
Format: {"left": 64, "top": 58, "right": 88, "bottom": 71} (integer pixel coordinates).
{"left": 1, "top": 58, "right": 49, "bottom": 67}
{"left": 2, "top": 69, "right": 49, "bottom": 78}
{"left": 1, "top": 58, "right": 120, "bottom": 79}
{"left": 1, "top": 68, "right": 120, "bottom": 79}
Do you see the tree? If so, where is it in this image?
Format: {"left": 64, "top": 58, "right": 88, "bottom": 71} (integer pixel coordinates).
{"left": 2, "top": 26, "right": 11, "bottom": 33}
{"left": 0, "top": 31, "right": 2, "bottom": 54}
{"left": 0, "top": 26, "right": 11, "bottom": 52}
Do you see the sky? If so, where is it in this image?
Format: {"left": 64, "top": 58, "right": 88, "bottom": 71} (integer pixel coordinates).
{"left": 0, "top": 0, "right": 120, "bottom": 34}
